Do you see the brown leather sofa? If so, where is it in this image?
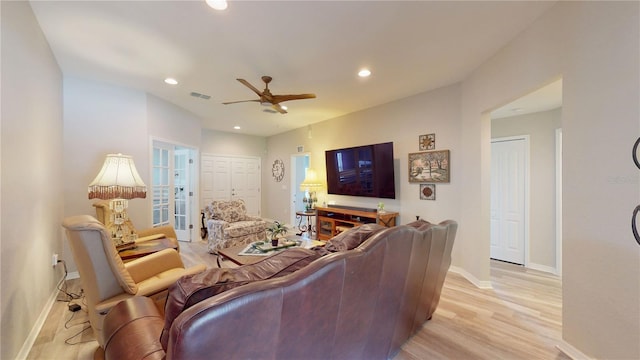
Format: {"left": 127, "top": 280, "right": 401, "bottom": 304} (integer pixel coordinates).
{"left": 101, "top": 220, "right": 457, "bottom": 359}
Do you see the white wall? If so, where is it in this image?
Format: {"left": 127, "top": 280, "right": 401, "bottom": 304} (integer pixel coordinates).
{"left": 147, "top": 94, "right": 202, "bottom": 150}
{"left": 492, "top": 108, "right": 561, "bottom": 270}
{"left": 63, "top": 77, "right": 149, "bottom": 230}
{"left": 0, "top": 2, "right": 64, "bottom": 359}
{"left": 200, "top": 129, "right": 266, "bottom": 157}
{"left": 460, "top": 2, "right": 639, "bottom": 358}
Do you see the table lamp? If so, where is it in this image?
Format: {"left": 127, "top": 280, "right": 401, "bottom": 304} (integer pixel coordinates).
{"left": 300, "top": 168, "right": 322, "bottom": 212}
{"left": 88, "top": 153, "right": 147, "bottom": 249}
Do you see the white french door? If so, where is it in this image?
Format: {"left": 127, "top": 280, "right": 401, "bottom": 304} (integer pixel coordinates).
{"left": 173, "top": 148, "right": 191, "bottom": 241}
{"left": 152, "top": 145, "right": 171, "bottom": 228}
{"left": 490, "top": 137, "right": 528, "bottom": 264}
{"left": 152, "top": 141, "right": 197, "bottom": 242}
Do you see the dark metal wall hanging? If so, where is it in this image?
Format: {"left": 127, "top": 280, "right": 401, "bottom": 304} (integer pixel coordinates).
{"left": 632, "top": 137, "right": 640, "bottom": 245}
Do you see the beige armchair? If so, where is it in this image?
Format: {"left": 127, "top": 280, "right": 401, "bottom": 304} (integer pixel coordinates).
{"left": 205, "top": 199, "right": 267, "bottom": 254}
{"left": 93, "top": 201, "right": 180, "bottom": 251}
{"left": 62, "top": 215, "right": 206, "bottom": 347}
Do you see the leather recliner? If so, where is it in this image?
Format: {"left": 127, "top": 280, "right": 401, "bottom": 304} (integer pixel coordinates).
{"left": 61, "top": 215, "right": 207, "bottom": 347}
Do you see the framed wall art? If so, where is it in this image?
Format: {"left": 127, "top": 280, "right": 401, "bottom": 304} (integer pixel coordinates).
{"left": 420, "top": 184, "right": 436, "bottom": 200}
{"left": 419, "top": 133, "right": 435, "bottom": 150}
{"left": 408, "top": 150, "right": 450, "bottom": 183}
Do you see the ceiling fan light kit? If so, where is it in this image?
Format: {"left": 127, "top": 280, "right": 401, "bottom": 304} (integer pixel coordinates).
{"left": 223, "top": 76, "right": 316, "bottom": 114}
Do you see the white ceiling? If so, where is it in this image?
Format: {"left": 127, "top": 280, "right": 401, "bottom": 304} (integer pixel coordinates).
{"left": 492, "top": 79, "right": 563, "bottom": 119}
{"left": 29, "top": 1, "right": 557, "bottom": 137}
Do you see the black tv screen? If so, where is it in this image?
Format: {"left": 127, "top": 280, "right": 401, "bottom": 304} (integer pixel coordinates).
{"left": 325, "top": 142, "right": 396, "bottom": 199}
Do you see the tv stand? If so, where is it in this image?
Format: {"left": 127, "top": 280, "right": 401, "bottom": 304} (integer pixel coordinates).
{"left": 315, "top": 206, "right": 399, "bottom": 240}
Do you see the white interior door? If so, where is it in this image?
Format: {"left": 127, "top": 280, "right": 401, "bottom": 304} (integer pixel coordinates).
{"left": 491, "top": 137, "right": 527, "bottom": 264}
{"left": 201, "top": 154, "right": 261, "bottom": 216}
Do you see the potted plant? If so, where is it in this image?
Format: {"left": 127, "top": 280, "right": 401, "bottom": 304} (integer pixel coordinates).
{"left": 267, "top": 221, "right": 288, "bottom": 247}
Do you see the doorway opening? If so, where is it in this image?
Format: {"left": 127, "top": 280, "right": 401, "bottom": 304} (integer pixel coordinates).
{"left": 490, "top": 78, "right": 563, "bottom": 275}
{"left": 290, "top": 153, "right": 310, "bottom": 230}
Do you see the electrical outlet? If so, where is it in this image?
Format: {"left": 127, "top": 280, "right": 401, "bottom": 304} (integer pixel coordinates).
{"left": 52, "top": 253, "right": 58, "bottom": 267}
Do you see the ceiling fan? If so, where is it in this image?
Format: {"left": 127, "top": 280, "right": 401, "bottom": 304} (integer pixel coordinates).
{"left": 223, "top": 76, "right": 316, "bottom": 114}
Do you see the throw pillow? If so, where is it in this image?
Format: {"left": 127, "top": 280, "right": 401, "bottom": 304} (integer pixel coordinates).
{"left": 324, "top": 223, "right": 386, "bottom": 252}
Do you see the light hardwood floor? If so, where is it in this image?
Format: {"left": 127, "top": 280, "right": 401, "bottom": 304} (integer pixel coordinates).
{"left": 27, "top": 240, "right": 568, "bottom": 360}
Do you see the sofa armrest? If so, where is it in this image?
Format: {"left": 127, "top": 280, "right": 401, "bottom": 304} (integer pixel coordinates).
{"left": 125, "top": 249, "right": 185, "bottom": 283}
{"left": 102, "top": 296, "right": 165, "bottom": 360}
{"left": 137, "top": 225, "right": 177, "bottom": 240}
{"left": 207, "top": 219, "right": 229, "bottom": 239}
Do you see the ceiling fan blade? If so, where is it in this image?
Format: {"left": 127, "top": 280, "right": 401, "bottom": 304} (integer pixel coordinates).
{"left": 222, "top": 99, "right": 260, "bottom": 105}
{"left": 272, "top": 104, "right": 288, "bottom": 114}
{"left": 271, "top": 94, "right": 317, "bottom": 103}
{"left": 236, "top": 79, "right": 264, "bottom": 97}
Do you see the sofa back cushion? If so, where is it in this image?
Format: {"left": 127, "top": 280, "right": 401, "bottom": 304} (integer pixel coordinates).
{"left": 160, "top": 247, "right": 321, "bottom": 348}
{"left": 206, "top": 199, "right": 248, "bottom": 223}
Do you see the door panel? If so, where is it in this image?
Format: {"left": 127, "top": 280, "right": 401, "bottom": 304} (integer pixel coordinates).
{"left": 152, "top": 145, "right": 171, "bottom": 228}
{"left": 490, "top": 138, "right": 526, "bottom": 264}
{"left": 201, "top": 155, "right": 261, "bottom": 216}
{"left": 244, "top": 159, "right": 261, "bottom": 216}
{"left": 212, "top": 158, "right": 231, "bottom": 201}
{"left": 173, "top": 149, "right": 190, "bottom": 241}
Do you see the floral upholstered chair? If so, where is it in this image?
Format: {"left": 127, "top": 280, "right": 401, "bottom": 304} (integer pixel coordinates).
{"left": 205, "top": 199, "right": 267, "bottom": 254}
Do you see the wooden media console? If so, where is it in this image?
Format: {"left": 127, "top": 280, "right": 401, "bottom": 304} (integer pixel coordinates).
{"left": 315, "top": 206, "right": 399, "bottom": 240}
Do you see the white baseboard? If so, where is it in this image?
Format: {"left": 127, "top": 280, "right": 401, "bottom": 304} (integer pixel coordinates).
{"left": 15, "top": 274, "right": 66, "bottom": 360}
{"left": 449, "top": 266, "right": 493, "bottom": 289}
{"left": 556, "top": 339, "right": 593, "bottom": 360}
{"left": 528, "top": 262, "right": 558, "bottom": 275}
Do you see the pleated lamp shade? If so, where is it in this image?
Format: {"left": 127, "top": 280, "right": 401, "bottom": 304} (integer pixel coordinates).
{"left": 88, "top": 154, "right": 147, "bottom": 200}
{"left": 300, "top": 169, "right": 323, "bottom": 191}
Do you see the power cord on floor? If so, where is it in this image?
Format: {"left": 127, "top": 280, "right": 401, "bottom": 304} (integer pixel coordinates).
{"left": 56, "top": 260, "right": 83, "bottom": 302}
{"left": 63, "top": 321, "right": 93, "bottom": 345}
{"left": 63, "top": 291, "right": 93, "bottom": 345}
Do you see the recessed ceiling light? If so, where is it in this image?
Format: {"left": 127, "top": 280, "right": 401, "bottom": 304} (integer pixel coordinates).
{"left": 164, "top": 78, "right": 178, "bottom": 85}
{"left": 233, "top": 125, "right": 241, "bottom": 130}
{"left": 280, "top": 105, "right": 288, "bottom": 111}
{"left": 205, "top": 0, "right": 228, "bottom": 10}
{"left": 358, "top": 69, "right": 371, "bottom": 77}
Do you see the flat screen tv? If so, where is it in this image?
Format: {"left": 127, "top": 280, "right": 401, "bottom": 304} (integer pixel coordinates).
{"left": 325, "top": 142, "right": 396, "bottom": 199}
